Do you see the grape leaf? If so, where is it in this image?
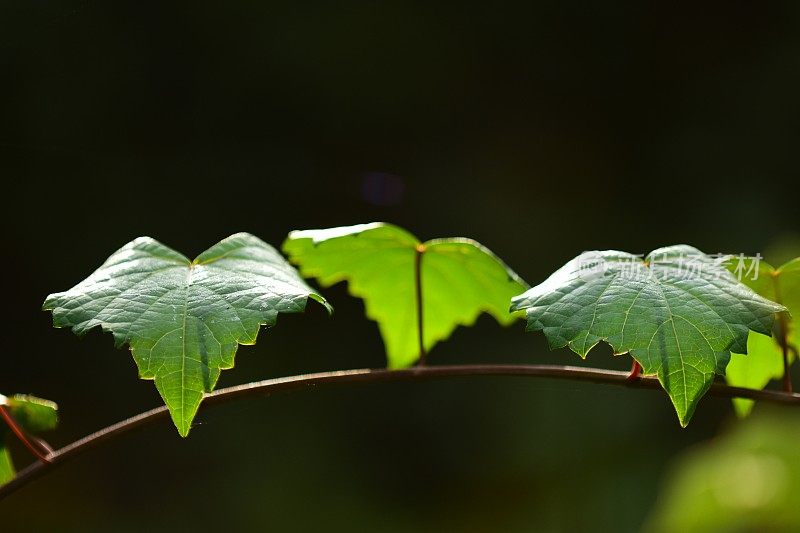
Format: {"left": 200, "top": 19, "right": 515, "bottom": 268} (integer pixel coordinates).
{"left": 43, "top": 233, "right": 330, "bottom": 436}
{"left": 0, "top": 394, "right": 58, "bottom": 485}
{"left": 283, "top": 223, "right": 528, "bottom": 368}
{"left": 726, "top": 257, "right": 800, "bottom": 415}
{"left": 509, "top": 245, "right": 786, "bottom": 426}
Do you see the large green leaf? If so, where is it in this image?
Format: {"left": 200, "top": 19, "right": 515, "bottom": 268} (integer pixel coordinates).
{"left": 0, "top": 394, "right": 58, "bottom": 485}
{"left": 510, "top": 245, "right": 786, "bottom": 426}
{"left": 44, "top": 233, "right": 330, "bottom": 436}
{"left": 726, "top": 257, "right": 800, "bottom": 415}
{"left": 283, "top": 223, "right": 528, "bottom": 368}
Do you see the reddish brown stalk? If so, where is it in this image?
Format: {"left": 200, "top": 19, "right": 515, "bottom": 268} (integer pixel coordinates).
{"left": 627, "top": 360, "right": 642, "bottom": 381}
{"left": 30, "top": 437, "right": 54, "bottom": 455}
{"left": 772, "top": 273, "right": 793, "bottom": 393}
{"left": 0, "top": 405, "right": 51, "bottom": 464}
{"left": 779, "top": 314, "right": 793, "bottom": 393}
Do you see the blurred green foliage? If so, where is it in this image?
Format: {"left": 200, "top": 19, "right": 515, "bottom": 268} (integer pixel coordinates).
{"left": 646, "top": 409, "right": 800, "bottom": 532}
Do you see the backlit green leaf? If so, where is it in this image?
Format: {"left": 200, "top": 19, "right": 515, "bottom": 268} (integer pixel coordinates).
{"left": 44, "top": 233, "right": 330, "bottom": 436}
{"left": 726, "top": 257, "right": 800, "bottom": 415}
{"left": 283, "top": 223, "right": 528, "bottom": 368}
{"left": 510, "top": 245, "right": 785, "bottom": 426}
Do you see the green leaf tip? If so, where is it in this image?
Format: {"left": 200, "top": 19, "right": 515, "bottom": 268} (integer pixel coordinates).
{"left": 283, "top": 222, "right": 528, "bottom": 368}
{"left": 511, "top": 245, "right": 786, "bottom": 427}
{"left": 43, "top": 232, "right": 329, "bottom": 437}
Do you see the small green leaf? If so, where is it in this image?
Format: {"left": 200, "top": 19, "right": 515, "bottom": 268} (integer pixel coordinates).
{"left": 510, "top": 246, "right": 785, "bottom": 426}
{"left": 726, "top": 257, "right": 800, "bottom": 415}
{"left": 44, "top": 233, "right": 330, "bottom": 436}
{"left": 4, "top": 395, "right": 59, "bottom": 433}
{"left": 0, "top": 394, "right": 58, "bottom": 485}
{"left": 283, "top": 223, "right": 528, "bottom": 368}
{"left": 0, "top": 447, "right": 12, "bottom": 487}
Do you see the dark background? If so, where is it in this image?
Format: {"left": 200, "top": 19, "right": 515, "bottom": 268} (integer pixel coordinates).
{"left": 1, "top": 2, "right": 799, "bottom": 531}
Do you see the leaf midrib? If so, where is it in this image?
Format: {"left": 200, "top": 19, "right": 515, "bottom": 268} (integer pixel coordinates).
{"left": 647, "top": 272, "right": 721, "bottom": 416}
{"left": 179, "top": 264, "right": 194, "bottom": 432}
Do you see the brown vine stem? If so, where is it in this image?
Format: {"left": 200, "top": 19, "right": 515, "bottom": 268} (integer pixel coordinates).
{"left": 2, "top": 363, "right": 800, "bottom": 501}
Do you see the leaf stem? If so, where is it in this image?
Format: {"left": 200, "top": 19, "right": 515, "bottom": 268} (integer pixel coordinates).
{"left": 2, "top": 363, "right": 800, "bottom": 500}
{"left": 772, "top": 274, "right": 793, "bottom": 393}
{"left": 627, "top": 360, "right": 642, "bottom": 381}
{"left": 780, "top": 315, "right": 792, "bottom": 393}
{"left": 0, "top": 405, "right": 52, "bottom": 464}
{"left": 30, "top": 437, "right": 54, "bottom": 455}
{"left": 415, "top": 244, "right": 426, "bottom": 365}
